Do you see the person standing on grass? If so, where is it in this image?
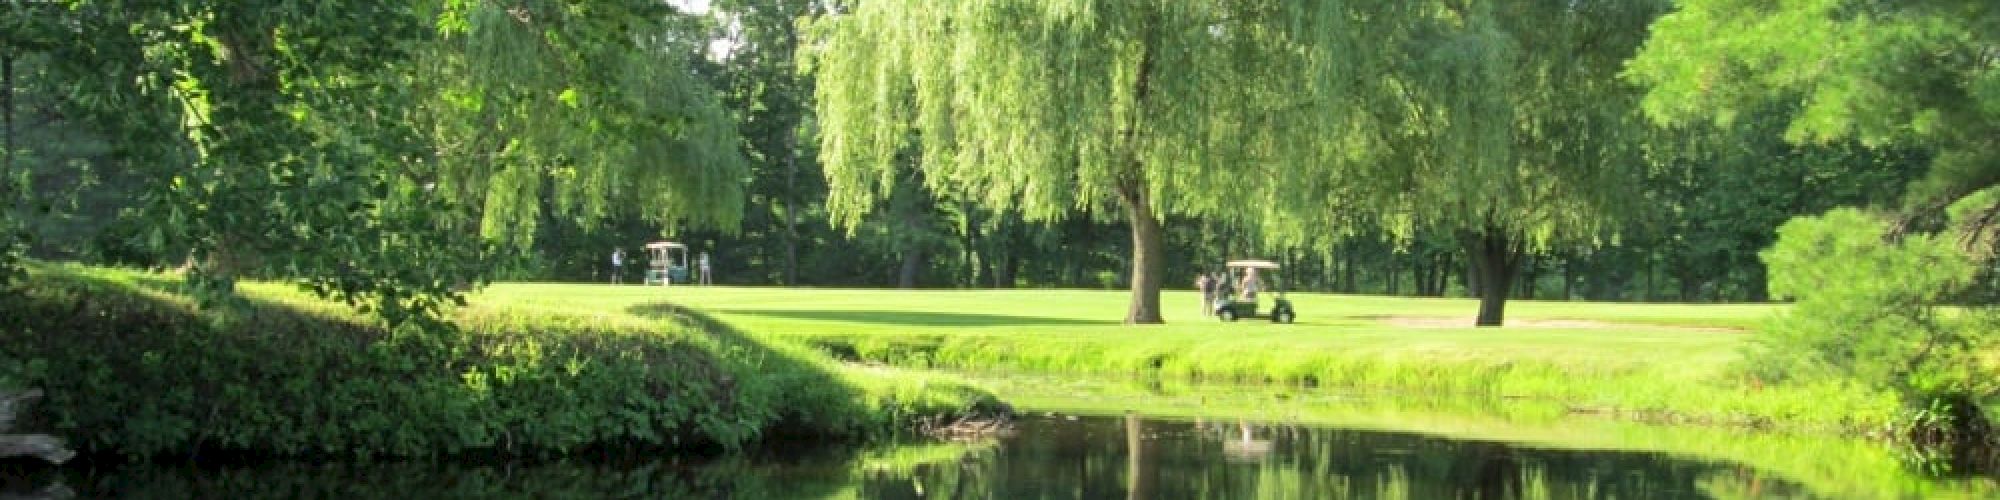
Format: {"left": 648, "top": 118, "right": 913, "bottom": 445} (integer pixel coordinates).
{"left": 610, "top": 248, "right": 625, "bottom": 284}
{"left": 698, "top": 252, "right": 712, "bottom": 285}
{"left": 1197, "top": 273, "right": 1215, "bottom": 316}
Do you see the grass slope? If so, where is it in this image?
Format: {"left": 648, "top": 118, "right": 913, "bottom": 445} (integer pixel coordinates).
{"left": 481, "top": 284, "right": 1900, "bottom": 432}
{"left": 0, "top": 264, "right": 993, "bottom": 458}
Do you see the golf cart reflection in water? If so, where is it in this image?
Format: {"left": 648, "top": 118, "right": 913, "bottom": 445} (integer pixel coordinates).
{"left": 1213, "top": 259, "right": 1296, "bottom": 323}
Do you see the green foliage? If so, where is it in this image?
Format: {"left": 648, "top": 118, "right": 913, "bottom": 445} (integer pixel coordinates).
{"left": 0, "top": 1, "right": 750, "bottom": 326}
{"left": 1630, "top": 0, "right": 2000, "bottom": 434}
{"left": 805, "top": 0, "right": 1406, "bottom": 321}
{"left": 1755, "top": 209, "right": 2000, "bottom": 407}
{"left": 0, "top": 264, "right": 992, "bottom": 458}
{"left": 1628, "top": 0, "right": 2000, "bottom": 224}
{"left": 425, "top": 0, "right": 749, "bottom": 248}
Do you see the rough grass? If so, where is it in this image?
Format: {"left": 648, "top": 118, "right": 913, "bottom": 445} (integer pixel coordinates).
{"left": 478, "top": 284, "right": 1903, "bottom": 433}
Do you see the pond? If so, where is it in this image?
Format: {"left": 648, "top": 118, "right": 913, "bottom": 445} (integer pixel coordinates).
{"left": 6, "top": 376, "right": 1998, "bottom": 498}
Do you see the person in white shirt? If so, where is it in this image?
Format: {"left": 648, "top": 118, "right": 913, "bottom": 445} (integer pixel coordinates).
{"left": 698, "top": 252, "right": 713, "bottom": 285}
{"left": 610, "top": 248, "right": 625, "bottom": 284}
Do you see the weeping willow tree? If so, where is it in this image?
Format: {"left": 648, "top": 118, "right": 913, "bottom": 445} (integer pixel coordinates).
{"left": 424, "top": 0, "right": 748, "bottom": 250}
{"left": 806, "top": 1, "right": 1387, "bottom": 324}
{"left": 1270, "top": 1, "right": 1666, "bottom": 326}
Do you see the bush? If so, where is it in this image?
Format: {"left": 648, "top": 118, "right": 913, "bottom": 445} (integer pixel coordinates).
{"left": 0, "top": 264, "right": 991, "bottom": 458}
{"left": 1756, "top": 208, "right": 2000, "bottom": 428}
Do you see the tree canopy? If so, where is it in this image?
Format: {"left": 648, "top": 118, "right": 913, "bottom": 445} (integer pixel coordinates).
{"left": 0, "top": 0, "right": 749, "bottom": 324}
{"left": 1272, "top": 0, "right": 1668, "bottom": 325}
{"left": 1626, "top": 0, "right": 1999, "bottom": 222}
{"left": 1627, "top": 0, "right": 2000, "bottom": 422}
{"left": 806, "top": 0, "right": 1393, "bottom": 323}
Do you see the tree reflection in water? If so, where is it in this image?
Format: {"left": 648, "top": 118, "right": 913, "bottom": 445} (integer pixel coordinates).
{"left": 12, "top": 414, "right": 1991, "bottom": 498}
{"left": 863, "top": 414, "right": 1813, "bottom": 499}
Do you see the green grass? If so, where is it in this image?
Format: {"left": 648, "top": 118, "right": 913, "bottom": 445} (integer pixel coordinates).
{"left": 1, "top": 264, "right": 997, "bottom": 457}
{"left": 473, "top": 284, "right": 1902, "bottom": 432}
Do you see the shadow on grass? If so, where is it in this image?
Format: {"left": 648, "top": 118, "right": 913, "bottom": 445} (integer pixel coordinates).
{"left": 635, "top": 306, "right": 1118, "bottom": 328}
{"left": 623, "top": 301, "right": 977, "bottom": 438}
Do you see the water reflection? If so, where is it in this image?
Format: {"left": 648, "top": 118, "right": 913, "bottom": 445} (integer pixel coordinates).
{"left": 6, "top": 414, "right": 1993, "bottom": 498}
{"left": 860, "top": 414, "right": 1811, "bottom": 499}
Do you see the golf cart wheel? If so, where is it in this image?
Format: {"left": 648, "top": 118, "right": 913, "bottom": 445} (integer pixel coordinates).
{"left": 1274, "top": 311, "right": 1295, "bottom": 324}
{"left": 1219, "top": 309, "right": 1238, "bottom": 322}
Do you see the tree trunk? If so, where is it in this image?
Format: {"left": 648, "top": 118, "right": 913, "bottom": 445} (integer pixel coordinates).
{"left": 1464, "top": 229, "right": 1521, "bottom": 327}
{"left": 897, "top": 249, "right": 922, "bottom": 289}
{"left": 1461, "top": 252, "right": 1478, "bottom": 298}
{"left": 1518, "top": 256, "right": 1536, "bottom": 300}
{"left": 998, "top": 251, "right": 1018, "bottom": 288}
{"left": 1747, "top": 265, "right": 1770, "bottom": 302}
{"left": 1386, "top": 253, "right": 1400, "bottom": 295}
{"left": 1562, "top": 256, "right": 1575, "bottom": 300}
{"left": 2, "top": 51, "right": 13, "bottom": 183}
{"left": 989, "top": 217, "right": 1011, "bottom": 288}
{"left": 1119, "top": 183, "right": 1165, "bottom": 324}
{"left": 1644, "top": 255, "right": 1656, "bottom": 302}
{"left": 1067, "top": 218, "right": 1087, "bottom": 287}
{"left": 1341, "top": 249, "right": 1357, "bottom": 293}
{"left": 780, "top": 131, "right": 801, "bottom": 286}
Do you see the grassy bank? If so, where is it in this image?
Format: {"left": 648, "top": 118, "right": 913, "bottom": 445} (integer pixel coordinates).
{"left": 488, "top": 285, "right": 1905, "bottom": 432}
{"left": 0, "top": 264, "right": 995, "bottom": 458}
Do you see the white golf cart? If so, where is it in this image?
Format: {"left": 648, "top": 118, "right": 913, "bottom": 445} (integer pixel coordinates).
{"left": 643, "top": 241, "right": 690, "bottom": 286}
{"left": 1213, "top": 259, "right": 1297, "bottom": 323}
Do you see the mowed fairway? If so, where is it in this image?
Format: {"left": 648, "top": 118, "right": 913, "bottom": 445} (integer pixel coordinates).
{"left": 481, "top": 284, "right": 1767, "bottom": 377}
{"left": 476, "top": 284, "right": 1896, "bottom": 430}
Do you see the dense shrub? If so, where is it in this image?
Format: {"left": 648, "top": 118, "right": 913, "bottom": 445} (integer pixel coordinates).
{"left": 1756, "top": 209, "right": 2000, "bottom": 435}
{"left": 0, "top": 265, "right": 990, "bottom": 458}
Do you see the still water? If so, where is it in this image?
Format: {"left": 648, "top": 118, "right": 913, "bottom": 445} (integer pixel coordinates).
{"left": 9, "top": 372, "right": 2000, "bottom": 499}
{"left": 7, "top": 412, "right": 1959, "bottom": 499}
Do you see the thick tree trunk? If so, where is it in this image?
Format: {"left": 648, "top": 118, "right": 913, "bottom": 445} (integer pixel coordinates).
{"left": 1120, "top": 184, "right": 1165, "bottom": 324}
{"left": 1464, "top": 230, "right": 1521, "bottom": 327}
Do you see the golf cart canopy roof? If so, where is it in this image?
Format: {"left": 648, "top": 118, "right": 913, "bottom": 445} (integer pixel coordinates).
{"left": 1226, "top": 260, "right": 1281, "bottom": 270}
{"left": 645, "top": 241, "right": 686, "bottom": 250}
